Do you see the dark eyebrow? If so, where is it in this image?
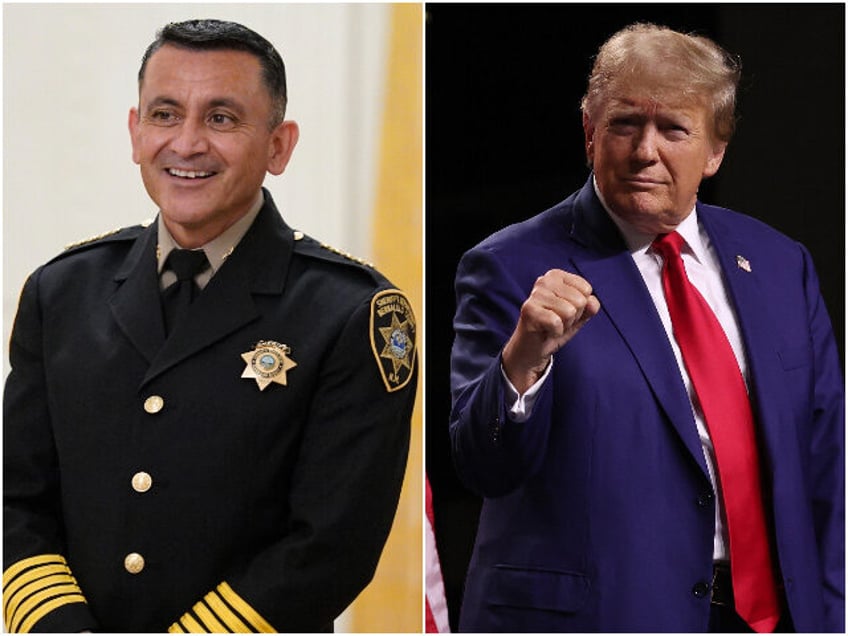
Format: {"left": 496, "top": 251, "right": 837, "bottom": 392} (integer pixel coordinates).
{"left": 142, "top": 96, "right": 246, "bottom": 115}
{"left": 144, "top": 96, "right": 181, "bottom": 111}
{"left": 609, "top": 110, "right": 646, "bottom": 122}
{"left": 207, "top": 97, "right": 245, "bottom": 113}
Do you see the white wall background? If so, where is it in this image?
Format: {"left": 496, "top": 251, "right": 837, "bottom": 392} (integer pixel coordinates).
{"left": 3, "top": 3, "right": 391, "bottom": 377}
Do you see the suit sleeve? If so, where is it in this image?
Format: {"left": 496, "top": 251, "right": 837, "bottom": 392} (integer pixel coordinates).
{"left": 449, "top": 246, "right": 558, "bottom": 498}
{"left": 3, "top": 271, "right": 99, "bottom": 633}
{"left": 801, "top": 246, "right": 845, "bottom": 632}
{"left": 166, "top": 289, "right": 417, "bottom": 633}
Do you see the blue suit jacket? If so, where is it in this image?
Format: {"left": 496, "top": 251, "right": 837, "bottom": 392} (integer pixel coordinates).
{"left": 449, "top": 177, "right": 844, "bottom": 632}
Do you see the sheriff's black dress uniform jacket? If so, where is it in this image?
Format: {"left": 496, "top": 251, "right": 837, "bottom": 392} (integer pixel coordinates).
{"left": 3, "top": 191, "right": 417, "bottom": 633}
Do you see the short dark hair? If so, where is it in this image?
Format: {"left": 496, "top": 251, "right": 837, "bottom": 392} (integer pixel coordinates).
{"left": 138, "top": 19, "right": 287, "bottom": 126}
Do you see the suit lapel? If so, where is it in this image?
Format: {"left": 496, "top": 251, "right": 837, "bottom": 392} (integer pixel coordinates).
{"left": 697, "top": 207, "right": 786, "bottom": 473}
{"left": 568, "top": 181, "right": 711, "bottom": 478}
{"left": 142, "top": 195, "right": 294, "bottom": 386}
{"left": 108, "top": 194, "right": 294, "bottom": 388}
{"left": 142, "top": 255, "right": 260, "bottom": 386}
{"left": 109, "top": 225, "right": 166, "bottom": 364}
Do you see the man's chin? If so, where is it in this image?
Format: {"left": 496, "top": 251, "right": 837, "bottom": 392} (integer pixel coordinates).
{"left": 155, "top": 190, "right": 218, "bottom": 223}
{"left": 610, "top": 194, "right": 689, "bottom": 234}
{"left": 158, "top": 201, "right": 220, "bottom": 231}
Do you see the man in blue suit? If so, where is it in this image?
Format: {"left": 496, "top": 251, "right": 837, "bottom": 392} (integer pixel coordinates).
{"left": 450, "top": 23, "right": 843, "bottom": 632}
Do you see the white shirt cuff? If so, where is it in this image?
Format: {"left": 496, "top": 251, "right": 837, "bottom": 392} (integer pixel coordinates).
{"left": 501, "top": 357, "right": 553, "bottom": 423}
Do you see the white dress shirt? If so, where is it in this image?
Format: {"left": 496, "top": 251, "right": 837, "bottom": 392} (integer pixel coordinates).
{"left": 504, "top": 181, "right": 753, "bottom": 561}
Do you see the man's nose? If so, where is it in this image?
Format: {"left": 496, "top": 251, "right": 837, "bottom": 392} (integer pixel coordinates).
{"left": 169, "top": 118, "right": 209, "bottom": 157}
{"left": 632, "top": 125, "right": 659, "bottom": 163}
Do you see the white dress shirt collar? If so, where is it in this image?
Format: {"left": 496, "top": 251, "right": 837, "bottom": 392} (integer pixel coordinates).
{"left": 591, "top": 175, "right": 707, "bottom": 264}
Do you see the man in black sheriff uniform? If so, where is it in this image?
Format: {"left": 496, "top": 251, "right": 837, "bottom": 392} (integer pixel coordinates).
{"left": 3, "top": 19, "right": 417, "bottom": 633}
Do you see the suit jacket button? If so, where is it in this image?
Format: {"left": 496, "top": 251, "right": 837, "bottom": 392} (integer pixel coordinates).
{"left": 124, "top": 553, "right": 145, "bottom": 574}
{"left": 692, "top": 581, "right": 710, "bottom": 598}
{"left": 144, "top": 395, "right": 164, "bottom": 414}
{"left": 132, "top": 472, "right": 153, "bottom": 493}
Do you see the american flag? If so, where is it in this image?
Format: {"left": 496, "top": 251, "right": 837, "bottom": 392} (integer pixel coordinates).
{"left": 425, "top": 477, "right": 450, "bottom": 632}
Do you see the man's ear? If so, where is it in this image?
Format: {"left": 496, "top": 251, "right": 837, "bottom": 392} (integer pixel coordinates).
{"left": 703, "top": 140, "right": 727, "bottom": 179}
{"left": 582, "top": 111, "right": 596, "bottom": 165}
{"left": 267, "top": 120, "right": 300, "bottom": 176}
{"left": 128, "top": 107, "right": 142, "bottom": 165}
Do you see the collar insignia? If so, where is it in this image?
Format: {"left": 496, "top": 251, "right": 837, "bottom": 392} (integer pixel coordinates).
{"left": 736, "top": 255, "right": 752, "bottom": 273}
{"left": 370, "top": 289, "right": 416, "bottom": 393}
{"left": 241, "top": 341, "right": 297, "bottom": 391}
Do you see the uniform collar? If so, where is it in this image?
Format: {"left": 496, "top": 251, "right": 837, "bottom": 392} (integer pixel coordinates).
{"left": 156, "top": 189, "right": 265, "bottom": 275}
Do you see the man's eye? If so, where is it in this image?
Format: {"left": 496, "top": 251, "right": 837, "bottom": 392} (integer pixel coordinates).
{"left": 209, "top": 113, "right": 236, "bottom": 128}
{"left": 609, "top": 118, "right": 638, "bottom": 132}
{"left": 149, "top": 110, "right": 177, "bottom": 125}
{"left": 663, "top": 124, "right": 689, "bottom": 138}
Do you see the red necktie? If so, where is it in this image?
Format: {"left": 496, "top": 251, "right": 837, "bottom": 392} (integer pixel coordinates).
{"left": 653, "top": 232, "right": 780, "bottom": 633}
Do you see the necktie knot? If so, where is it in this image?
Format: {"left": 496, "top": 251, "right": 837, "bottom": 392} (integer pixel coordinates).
{"left": 161, "top": 249, "right": 208, "bottom": 335}
{"left": 166, "top": 249, "right": 209, "bottom": 282}
{"left": 652, "top": 231, "right": 685, "bottom": 260}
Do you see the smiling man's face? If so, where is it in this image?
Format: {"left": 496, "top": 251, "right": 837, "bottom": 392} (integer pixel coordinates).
{"left": 129, "top": 45, "right": 297, "bottom": 248}
{"left": 584, "top": 88, "right": 727, "bottom": 235}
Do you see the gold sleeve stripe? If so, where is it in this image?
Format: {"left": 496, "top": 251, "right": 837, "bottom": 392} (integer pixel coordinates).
{"left": 169, "top": 582, "right": 277, "bottom": 634}
{"left": 17, "top": 594, "right": 86, "bottom": 634}
{"left": 4, "top": 565, "right": 72, "bottom": 614}
{"left": 10, "top": 585, "right": 84, "bottom": 633}
{"left": 193, "top": 603, "right": 228, "bottom": 634}
{"left": 3, "top": 555, "right": 87, "bottom": 633}
{"left": 3, "top": 555, "right": 66, "bottom": 588}
{"left": 5, "top": 573, "right": 77, "bottom": 626}
{"left": 217, "top": 582, "right": 277, "bottom": 633}
{"left": 204, "top": 591, "right": 252, "bottom": 633}
{"left": 177, "top": 614, "right": 206, "bottom": 633}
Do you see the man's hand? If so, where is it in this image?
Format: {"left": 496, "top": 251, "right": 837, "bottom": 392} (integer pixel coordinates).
{"left": 502, "top": 269, "right": 600, "bottom": 394}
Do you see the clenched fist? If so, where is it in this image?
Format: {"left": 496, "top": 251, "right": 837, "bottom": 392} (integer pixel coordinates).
{"left": 502, "top": 269, "right": 600, "bottom": 393}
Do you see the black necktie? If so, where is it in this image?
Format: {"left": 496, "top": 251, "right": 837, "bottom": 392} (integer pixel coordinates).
{"left": 161, "top": 249, "right": 209, "bottom": 335}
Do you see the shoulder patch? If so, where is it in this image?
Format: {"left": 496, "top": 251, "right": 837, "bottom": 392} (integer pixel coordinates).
{"left": 370, "top": 289, "right": 416, "bottom": 393}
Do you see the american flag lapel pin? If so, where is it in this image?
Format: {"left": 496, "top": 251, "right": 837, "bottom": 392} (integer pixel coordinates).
{"left": 736, "top": 255, "right": 752, "bottom": 273}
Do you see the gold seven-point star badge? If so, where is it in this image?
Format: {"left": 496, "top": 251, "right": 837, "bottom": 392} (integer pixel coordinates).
{"left": 241, "top": 341, "right": 297, "bottom": 391}
{"left": 370, "top": 289, "right": 416, "bottom": 392}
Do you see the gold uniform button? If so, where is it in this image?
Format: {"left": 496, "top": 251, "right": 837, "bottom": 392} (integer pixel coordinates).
{"left": 131, "top": 472, "right": 153, "bottom": 493}
{"left": 124, "top": 553, "right": 145, "bottom": 574}
{"left": 144, "top": 395, "right": 164, "bottom": 414}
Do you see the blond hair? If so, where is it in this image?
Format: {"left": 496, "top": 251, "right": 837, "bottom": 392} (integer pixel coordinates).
{"left": 581, "top": 23, "right": 741, "bottom": 142}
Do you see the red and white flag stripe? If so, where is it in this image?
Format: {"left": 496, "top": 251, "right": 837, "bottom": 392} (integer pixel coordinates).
{"left": 425, "top": 477, "right": 450, "bottom": 633}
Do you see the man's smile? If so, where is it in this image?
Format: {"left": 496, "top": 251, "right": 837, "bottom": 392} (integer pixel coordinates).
{"left": 166, "top": 168, "right": 217, "bottom": 179}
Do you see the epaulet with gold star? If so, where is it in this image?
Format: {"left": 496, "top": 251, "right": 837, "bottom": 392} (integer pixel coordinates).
{"left": 62, "top": 218, "right": 154, "bottom": 252}
{"left": 318, "top": 242, "right": 374, "bottom": 269}
{"left": 369, "top": 288, "right": 417, "bottom": 393}
{"left": 291, "top": 229, "right": 375, "bottom": 269}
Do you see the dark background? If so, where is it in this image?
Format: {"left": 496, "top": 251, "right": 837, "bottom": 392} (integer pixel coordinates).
{"left": 425, "top": 3, "right": 845, "bottom": 630}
